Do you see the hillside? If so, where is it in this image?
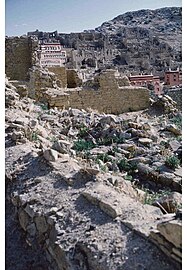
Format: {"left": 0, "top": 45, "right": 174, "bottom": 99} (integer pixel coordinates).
{"left": 94, "top": 7, "right": 182, "bottom": 74}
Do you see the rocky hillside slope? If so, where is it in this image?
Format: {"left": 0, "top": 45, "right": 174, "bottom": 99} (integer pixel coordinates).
{"left": 97, "top": 7, "right": 181, "bottom": 50}
{"left": 61, "top": 7, "right": 181, "bottom": 75}
{"left": 95, "top": 7, "right": 182, "bottom": 74}
{"left": 5, "top": 77, "right": 182, "bottom": 269}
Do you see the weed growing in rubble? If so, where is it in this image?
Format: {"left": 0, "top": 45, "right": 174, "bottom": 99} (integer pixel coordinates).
{"left": 78, "top": 125, "right": 89, "bottom": 138}
{"left": 31, "top": 132, "right": 39, "bottom": 141}
{"left": 144, "top": 189, "right": 171, "bottom": 205}
{"left": 117, "top": 159, "right": 137, "bottom": 173}
{"left": 170, "top": 115, "right": 182, "bottom": 129}
{"left": 124, "top": 174, "right": 133, "bottom": 181}
{"left": 96, "top": 153, "right": 112, "bottom": 163}
{"left": 40, "top": 103, "right": 48, "bottom": 111}
{"left": 49, "top": 136, "right": 58, "bottom": 143}
{"left": 97, "top": 136, "right": 125, "bottom": 146}
{"left": 73, "top": 139, "right": 95, "bottom": 152}
{"left": 165, "top": 155, "right": 180, "bottom": 169}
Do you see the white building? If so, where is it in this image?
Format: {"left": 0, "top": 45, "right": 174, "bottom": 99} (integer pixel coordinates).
{"left": 39, "top": 43, "right": 67, "bottom": 67}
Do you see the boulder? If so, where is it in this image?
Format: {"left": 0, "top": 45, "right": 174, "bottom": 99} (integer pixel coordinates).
{"left": 36, "top": 125, "right": 49, "bottom": 138}
{"left": 169, "top": 140, "right": 181, "bottom": 151}
{"left": 166, "top": 124, "right": 181, "bottom": 136}
{"left": 128, "top": 122, "right": 142, "bottom": 129}
{"left": 138, "top": 138, "right": 153, "bottom": 146}
{"left": 11, "top": 131, "right": 24, "bottom": 141}
{"left": 29, "top": 119, "right": 39, "bottom": 129}
{"left": 118, "top": 143, "right": 136, "bottom": 152}
{"left": 52, "top": 140, "right": 72, "bottom": 154}
{"left": 158, "top": 172, "right": 175, "bottom": 186}
{"left": 43, "top": 148, "right": 58, "bottom": 162}
{"left": 157, "top": 219, "right": 182, "bottom": 248}
{"left": 35, "top": 215, "right": 48, "bottom": 234}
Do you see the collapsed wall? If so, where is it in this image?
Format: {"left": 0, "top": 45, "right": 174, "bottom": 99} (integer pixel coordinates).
{"left": 45, "top": 70, "right": 150, "bottom": 114}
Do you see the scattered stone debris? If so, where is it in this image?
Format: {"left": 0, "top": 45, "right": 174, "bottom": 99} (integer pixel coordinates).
{"left": 5, "top": 78, "right": 182, "bottom": 269}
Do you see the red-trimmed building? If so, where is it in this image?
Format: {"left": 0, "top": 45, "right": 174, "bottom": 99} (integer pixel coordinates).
{"left": 164, "top": 69, "right": 182, "bottom": 86}
{"left": 128, "top": 74, "right": 162, "bottom": 95}
{"left": 39, "top": 42, "right": 67, "bottom": 67}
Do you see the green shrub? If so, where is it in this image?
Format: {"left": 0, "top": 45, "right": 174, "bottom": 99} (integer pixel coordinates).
{"left": 117, "top": 159, "right": 131, "bottom": 172}
{"left": 124, "top": 174, "right": 133, "bottom": 181}
{"left": 144, "top": 190, "right": 172, "bottom": 205}
{"left": 165, "top": 155, "right": 180, "bottom": 169}
{"left": 73, "top": 139, "right": 95, "bottom": 152}
{"left": 117, "top": 159, "right": 137, "bottom": 173}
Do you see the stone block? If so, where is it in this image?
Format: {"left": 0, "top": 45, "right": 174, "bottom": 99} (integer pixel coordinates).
{"left": 43, "top": 148, "right": 58, "bottom": 162}
{"left": 26, "top": 223, "right": 37, "bottom": 236}
{"left": 35, "top": 215, "right": 48, "bottom": 234}
{"left": 157, "top": 219, "right": 182, "bottom": 248}
{"left": 19, "top": 209, "right": 30, "bottom": 231}
{"left": 24, "top": 204, "right": 35, "bottom": 218}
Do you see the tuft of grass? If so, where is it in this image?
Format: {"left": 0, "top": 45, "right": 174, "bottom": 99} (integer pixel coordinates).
{"left": 40, "top": 103, "right": 48, "bottom": 111}
{"left": 49, "top": 136, "right": 58, "bottom": 143}
{"left": 124, "top": 174, "right": 133, "bottom": 181}
{"left": 165, "top": 155, "right": 180, "bottom": 169}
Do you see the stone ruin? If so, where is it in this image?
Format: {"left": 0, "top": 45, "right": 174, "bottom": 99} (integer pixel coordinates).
{"left": 5, "top": 30, "right": 182, "bottom": 269}
{"left": 5, "top": 76, "right": 182, "bottom": 269}
{"left": 5, "top": 36, "right": 150, "bottom": 114}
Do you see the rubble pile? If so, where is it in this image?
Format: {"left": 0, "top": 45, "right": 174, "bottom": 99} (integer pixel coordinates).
{"left": 5, "top": 79, "right": 182, "bottom": 269}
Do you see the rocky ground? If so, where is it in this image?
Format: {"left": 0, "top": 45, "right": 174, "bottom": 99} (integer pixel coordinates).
{"left": 5, "top": 78, "right": 182, "bottom": 269}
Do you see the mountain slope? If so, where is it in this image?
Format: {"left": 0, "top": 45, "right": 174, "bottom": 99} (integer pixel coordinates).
{"left": 92, "top": 7, "right": 182, "bottom": 74}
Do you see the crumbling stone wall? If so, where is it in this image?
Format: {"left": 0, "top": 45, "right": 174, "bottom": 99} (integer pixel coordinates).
{"left": 48, "top": 67, "right": 67, "bottom": 88}
{"left": 5, "top": 37, "right": 33, "bottom": 81}
{"left": 28, "top": 67, "right": 60, "bottom": 101}
{"left": 45, "top": 70, "right": 149, "bottom": 114}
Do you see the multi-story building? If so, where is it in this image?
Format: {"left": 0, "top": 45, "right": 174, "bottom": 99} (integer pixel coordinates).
{"left": 164, "top": 69, "right": 182, "bottom": 86}
{"left": 38, "top": 42, "right": 67, "bottom": 67}
{"left": 128, "top": 74, "right": 162, "bottom": 95}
